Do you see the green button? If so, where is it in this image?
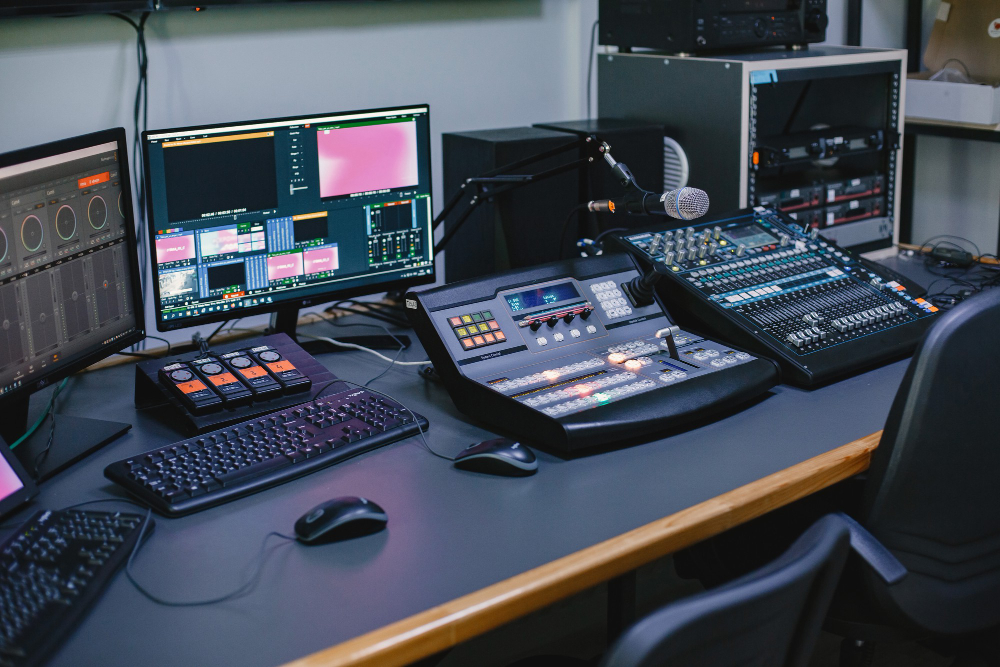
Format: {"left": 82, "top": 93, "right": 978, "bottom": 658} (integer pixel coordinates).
{"left": 481, "top": 310, "right": 493, "bottom": 320}
{"left": 471, "top": 313, "right": 484, "bottom": 322}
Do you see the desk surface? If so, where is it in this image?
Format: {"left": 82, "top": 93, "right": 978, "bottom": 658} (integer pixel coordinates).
{"left": 8, "top": 255, "right": 932, "bottom": 667}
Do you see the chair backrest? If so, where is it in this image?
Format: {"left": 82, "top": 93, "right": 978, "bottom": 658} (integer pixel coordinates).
{"left": 860, "top": 288, "right": 1000, "bottom": 634}
{"left": 601, "top": 514, "right": 850, "bottom": 667}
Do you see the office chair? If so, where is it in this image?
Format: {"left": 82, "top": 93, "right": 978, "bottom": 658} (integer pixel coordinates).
{"left": 824, "top": 287, "right": 1000, "bottom": 665}
{"left": 600, "top": 513, "right": 852, "bottom": 667}
{"left": 675, "top": 288, "right": 1000, "bottom": 666}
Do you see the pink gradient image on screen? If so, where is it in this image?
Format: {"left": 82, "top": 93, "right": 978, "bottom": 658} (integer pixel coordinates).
{"left": 304, "top": 246, "right": 339, "bottom": 275}
{"left": 267, "top": 252, "right": 304, "bottom": 281}
{"left": 199, "top": 228, "right": 239, "bottom": 257}
{"left": 155, "top": 234, "right": 196, "bottom": 263}
{"left": 317, "top": 121, "right": 419, "bottom": 198}
{"left": 0, "top": 457, "right": 24, "bottom": 502}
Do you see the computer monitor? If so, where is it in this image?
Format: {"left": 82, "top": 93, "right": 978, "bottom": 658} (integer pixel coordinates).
{"left": 142, "top": 104, "right": 436, "bottom": 336}
{"left": 0, "top": 128, "right": 146, "bottom": 478}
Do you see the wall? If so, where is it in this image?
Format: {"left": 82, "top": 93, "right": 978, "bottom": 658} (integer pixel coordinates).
{"left": 856, "top": 0, "right": 1000, "bottom": 255}
{"left": 0, "top": 0, "right": 596, "bottom": 342}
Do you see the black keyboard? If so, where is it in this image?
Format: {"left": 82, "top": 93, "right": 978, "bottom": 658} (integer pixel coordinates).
{"left": 0, "top": 509, "right": 149, "bottom": 667}
{"left": 105, "top": 386, "right": 429, "bottom": 517}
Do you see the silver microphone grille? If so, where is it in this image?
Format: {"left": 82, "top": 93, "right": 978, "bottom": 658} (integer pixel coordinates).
{"left": 661, "top": 187, "right": 710, "bottom": 221}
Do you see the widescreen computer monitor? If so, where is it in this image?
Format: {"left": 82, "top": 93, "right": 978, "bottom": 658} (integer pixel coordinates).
{"left": 0, "top": 128, "right": 146, "bottom": 477}
{"left": 142, "top": 104, "right": 436, "bottom": 335}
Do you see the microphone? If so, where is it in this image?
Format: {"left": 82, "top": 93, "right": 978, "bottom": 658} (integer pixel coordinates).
{"left": 654, "top": 187, "right": 710, "bottom": 220}
{"left": 587, "top": 187, "right": 709, "bottom": 220}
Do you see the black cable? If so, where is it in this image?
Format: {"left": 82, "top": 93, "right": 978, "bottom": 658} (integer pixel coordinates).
{"left": 594, "top": 226, "right": 627, "bottom": 247}
{"left": 559, "top": 203, "right": 589, "bottom": 259}
{"left": 144, "top": 335, "right": 172, "bottom": 355}
{"left": 205, "top": 320, "right": 230, "bottom": 345}
{"left": 586, "top": 19, "right": 599, "bottom": 121}
{"left": 335, "top": 379, "right": 454, "bottom": 462}
{"left": 125, "top": 508, "right": 296, "bottom": 607}
{"left": 113, "top": 11, "right": 151, "bottom": 352}
{"left": 312, "top": 312, "right": 407, "bottom": 386}
{"left": 31, "top": 378, "right": 72, "bottom": 479}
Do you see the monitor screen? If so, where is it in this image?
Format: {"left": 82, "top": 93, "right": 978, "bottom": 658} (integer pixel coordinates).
{"left": 0, "top": 129, "right": 145, "bottom": 401}
{"left": 143, "top": 105, "right": 435, "bottom": 331}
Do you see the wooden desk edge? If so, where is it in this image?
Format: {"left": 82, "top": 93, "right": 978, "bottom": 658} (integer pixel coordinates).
{"left": 284, "top": 430, "right": 882, "bottom": 667}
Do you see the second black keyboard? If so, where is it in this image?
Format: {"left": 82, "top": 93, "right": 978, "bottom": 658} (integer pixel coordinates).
{"left": 105, "top": 385, "right": 428, "bottom": 516}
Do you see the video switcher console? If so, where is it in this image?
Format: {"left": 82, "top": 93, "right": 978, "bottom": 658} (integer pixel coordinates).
{"left": 406, "top": 254, "right": 777, "bottom": 455}
{"left": 611, "top": 207, "right": 939, "bottom": 387}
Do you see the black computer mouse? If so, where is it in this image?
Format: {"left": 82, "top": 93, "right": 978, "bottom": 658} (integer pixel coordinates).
{"left": 294, "top": 496, "right": 388, "bottom": 544}
{"left": 453, "top": 437, "right": 538, "bottom": 476}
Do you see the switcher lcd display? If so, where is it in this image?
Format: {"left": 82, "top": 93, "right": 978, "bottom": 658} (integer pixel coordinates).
{"left": 723, "top": 224, "right": 778, "bottom": 249}
{"left": 505, "top": 282, "right": 580, "bottom": 312}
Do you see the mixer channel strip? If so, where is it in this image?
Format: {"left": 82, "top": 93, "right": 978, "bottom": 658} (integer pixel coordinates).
{"left": 611, "top": 206, "right": 940, "bottom": 386}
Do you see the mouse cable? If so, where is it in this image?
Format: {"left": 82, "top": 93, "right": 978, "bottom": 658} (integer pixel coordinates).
{"left": 125, "top": 509, "right": 296, "bottom": 607}
{"left": 335, "top": 379, "right": 455, "bottom": 462}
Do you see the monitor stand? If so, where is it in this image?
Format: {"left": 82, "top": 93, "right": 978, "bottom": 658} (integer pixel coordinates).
{"left": 269, "top": 305, "right": 411, "bottom": 355}
{"left": 1, "top": 395, "right": 131, "bottom": 483}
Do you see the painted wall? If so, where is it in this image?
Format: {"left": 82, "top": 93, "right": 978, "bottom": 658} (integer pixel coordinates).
{"left": 0, "top": 0, "right": 596, "bottom": 341}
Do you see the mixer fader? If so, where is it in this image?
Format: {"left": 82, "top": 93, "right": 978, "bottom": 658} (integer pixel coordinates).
{"left": 611, "top": 207, "right": 938, "bottom": 386}
{"left": 406, "top": 253, "right": 777, "bottom": 455}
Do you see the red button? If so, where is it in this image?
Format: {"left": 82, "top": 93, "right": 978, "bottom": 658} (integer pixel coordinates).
{"left": 488, "top": 320, "right": 500, "bottom": 330}
{"left": 483, "top": 333, "right": 496, "bottom": 343}
{"left": 462, "top": 338, "right": 475, "bottom": 349}
{"left": 449, "top": 317, "right": 463, "bottom": 327}
{"left": 473, "top": 336, "right": 485, "bottom": 346}
{"left": 494, "top": 331, "right": 506, "bottom": 342}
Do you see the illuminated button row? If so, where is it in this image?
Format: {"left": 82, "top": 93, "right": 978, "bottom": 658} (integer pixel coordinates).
{"left": 540, "top": 378, "right": 657, "bottom": 416}
{"left": 605, "top": 340, "right": 660, "bottom": 362}
{"left": 491, "top": 358, "right": 606, "bottom": 393}
{"left": 449, "top": 310, "right": 507, "bottom": 350}
{"left": 523, "top": 372, "right": 633, "bottom": 408}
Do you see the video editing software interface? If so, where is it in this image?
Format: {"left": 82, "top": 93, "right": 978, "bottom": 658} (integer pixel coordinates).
{"left": 144, "top": 106, "right": 434, "bottom": 327}
{"left": 0, "top": 141, "right": 139, "bottom": 398}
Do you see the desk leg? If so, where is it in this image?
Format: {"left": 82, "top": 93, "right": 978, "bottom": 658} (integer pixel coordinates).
{"left": 900, "top": 132, "right": 917, "bottom": 245}
{"left": 607, "top": 570, "right": 638, "bottom": 644}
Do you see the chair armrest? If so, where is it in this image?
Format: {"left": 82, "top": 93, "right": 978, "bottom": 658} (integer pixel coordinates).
{"left": 832, "top": 512, "right": 908, "bottom": 585}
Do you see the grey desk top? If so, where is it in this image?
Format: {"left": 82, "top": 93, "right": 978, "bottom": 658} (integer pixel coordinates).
{"left": 6, "top": 254, "right": 932, "bottom": 667}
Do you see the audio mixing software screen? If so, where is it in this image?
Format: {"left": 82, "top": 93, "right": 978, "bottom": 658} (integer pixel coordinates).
{"left": 144, "top": 106, "right": 434, "bottom": 326}
{"left": 0, "top": 141, "right": 139, "bottom": 397}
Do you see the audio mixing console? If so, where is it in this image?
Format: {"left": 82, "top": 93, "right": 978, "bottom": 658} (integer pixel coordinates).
{"left": 610, "top": 207, "right": 939, "bottom": 387}
{"left": 406, "top": 254, "right": 777, "bottom": 455}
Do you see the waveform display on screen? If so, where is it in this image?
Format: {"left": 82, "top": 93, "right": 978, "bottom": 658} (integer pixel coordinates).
{"left": 317, "top": 121, "right": 419, "bottom": 199}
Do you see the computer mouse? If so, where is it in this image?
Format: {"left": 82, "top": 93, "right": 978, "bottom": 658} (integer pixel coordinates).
{"left": 452, "top": 437, "right": 538, "bottom": 476}
{"left": 294, "top": 496, "right": 388, "bottom": 544}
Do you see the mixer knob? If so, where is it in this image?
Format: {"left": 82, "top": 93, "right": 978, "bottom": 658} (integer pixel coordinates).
{"left": 698, "top": 245, "right": 708, "bottom": 259}
{"left": 736, "top": 244, "right": 746, "bottom": 257}
{"left": 779, "top": 234, "right": 790, "bottom": 246}
{"left": 809, "top": 227, "right": 819, "bottom": 240}
{"left": 664, "top": 251, "right": 676, "bottom": 265}
{"left": 708, "top": 241, "right": 718, "bottom": 254}
{"left": 580, "top": 308, "right": 592, "bottom": 320}
{"left": 529, "top": 320, "right": 542, "bottom": 332}
{"left": 700, "top": 230, "right": 711, "bottom": 243}
{"left": 546, "top": 318, "right": 558, "bottom": 328}
{"left": 563, "top": 313, "right": 575, "bottom": 324}
{"left": 687, "top": 247, "right": 698, "bottom": 261}
{"left": 650, "top": 234, "right": 662, "bottom": 253}
{"left": 664, "top": 241, "right": 675, "bottom": 254}
{"left": 685, "top": 227, "right": 695, "bottom": 239}
{"left": 663, "top": 230, "right": 674, "bottom": 241}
